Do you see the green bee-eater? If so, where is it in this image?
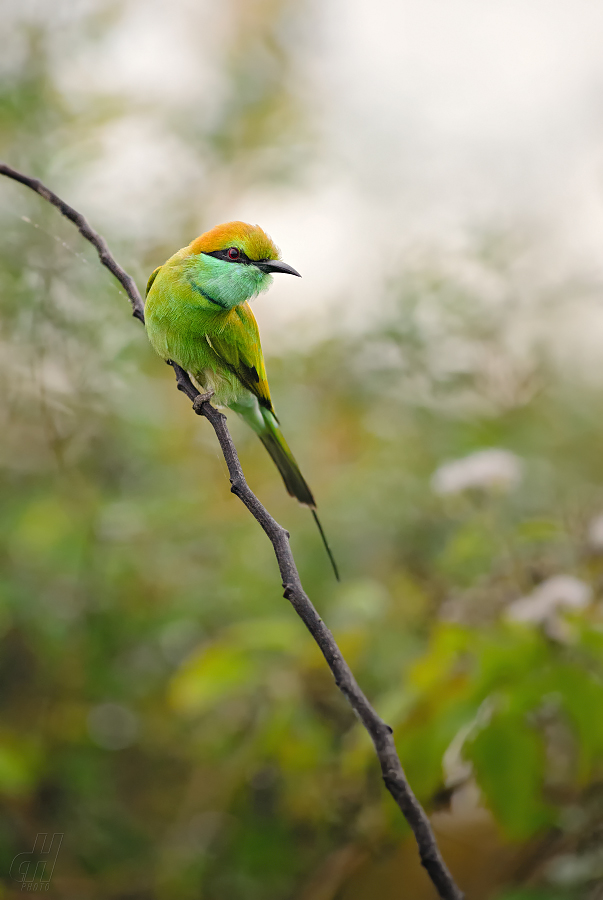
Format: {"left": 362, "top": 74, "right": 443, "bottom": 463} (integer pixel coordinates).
{"left": 145, "top": 221, "right": 338, "bottom": 578}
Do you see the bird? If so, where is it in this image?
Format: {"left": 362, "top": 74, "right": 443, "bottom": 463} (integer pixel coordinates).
{"left": 145, "top": 220, "right": 339, "bottom": 579}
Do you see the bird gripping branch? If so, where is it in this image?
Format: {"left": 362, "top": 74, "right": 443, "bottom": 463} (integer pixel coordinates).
{"left": 145, "top": 221, "right": 339, "bottom": 579}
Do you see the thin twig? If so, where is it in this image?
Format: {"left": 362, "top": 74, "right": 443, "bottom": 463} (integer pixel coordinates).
{"left": 0, "top": 162, "right": 464, "bottom": 900}
{"left": 0, "top": 163, "right": 145, "bottom": 323}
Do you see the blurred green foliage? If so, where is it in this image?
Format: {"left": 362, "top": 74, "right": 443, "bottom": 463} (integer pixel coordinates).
{"left": 1, "top": 3, "right": 603, "bottom": 900}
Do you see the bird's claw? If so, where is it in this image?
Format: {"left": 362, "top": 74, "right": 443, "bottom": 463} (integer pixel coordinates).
{"left": 192, "top": 390, "right": 214, "bottom": 413}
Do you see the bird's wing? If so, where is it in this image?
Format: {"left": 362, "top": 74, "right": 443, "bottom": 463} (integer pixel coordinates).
{"left": 146, "top": 266, "right": 162, "bottom": 297}
{"left": 208, "top": 302, "right": 275, "bottom": 415}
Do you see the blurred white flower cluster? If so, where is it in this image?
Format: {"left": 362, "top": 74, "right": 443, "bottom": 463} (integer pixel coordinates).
{"left": 506, "top": 575, "right": 592, "bottom": 626}
{"left": 431, "top": 448, "right": 522, "bottom": 496}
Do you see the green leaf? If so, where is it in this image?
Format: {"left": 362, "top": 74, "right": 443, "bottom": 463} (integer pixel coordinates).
{"left": 170, "top": 643, "right": 259, "bottom": 714}
{"left": 467, "top": 711, "right": 551, "bottom": 839}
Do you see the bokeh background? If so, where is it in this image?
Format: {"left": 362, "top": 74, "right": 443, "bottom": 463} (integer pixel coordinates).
{"left": 3, "top": 1, "right": 603, "bottom": 898}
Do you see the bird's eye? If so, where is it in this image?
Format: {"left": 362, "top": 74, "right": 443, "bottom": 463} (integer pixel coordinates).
{"left": 227, "top": 247, "right": 239, "bottom": 260}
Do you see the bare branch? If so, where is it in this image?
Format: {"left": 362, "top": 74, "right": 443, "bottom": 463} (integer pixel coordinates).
{"left": 0, "top": 162, "right": 464, "bottom": 900}
{"left": 0, "top": 163, "right": 145, "bottom": 324}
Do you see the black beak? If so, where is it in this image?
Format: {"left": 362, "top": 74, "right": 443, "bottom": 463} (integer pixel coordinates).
{"left": 256, "top": 259, "right": 301, "bottom": 277}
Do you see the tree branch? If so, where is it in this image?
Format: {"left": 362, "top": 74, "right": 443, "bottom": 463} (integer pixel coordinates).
{"left": 0, "top": 163, "right": 145, "bottom": 324}
{"left": 0, "top": 162, "right": 464, "bottom": 900}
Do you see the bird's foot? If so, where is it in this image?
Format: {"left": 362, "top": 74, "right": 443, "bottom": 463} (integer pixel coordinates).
{"left": 192, "top": 390, "right": 215, "bottom": 413}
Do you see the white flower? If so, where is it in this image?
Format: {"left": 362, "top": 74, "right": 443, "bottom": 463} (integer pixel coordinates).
{"left": 506, "top": 575, "right": 592, "bottom": 624}
{"left": 431, "top": 449, "right": 522, "bottom": 496}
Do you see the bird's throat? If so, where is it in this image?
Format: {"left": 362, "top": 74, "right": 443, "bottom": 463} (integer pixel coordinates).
{"left": 185, "top": 254, "right": 272, "bottom": 310}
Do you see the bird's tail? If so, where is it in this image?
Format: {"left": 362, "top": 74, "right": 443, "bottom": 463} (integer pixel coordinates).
{"left": 257, "top": 410, "right": 316, "bottom": 507}
{"left": 236, "top": 403, "right": 339, "bottom": 580}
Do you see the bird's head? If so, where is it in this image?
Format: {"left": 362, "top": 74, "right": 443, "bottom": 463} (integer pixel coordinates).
{"left": 185, "top": 221, "right": 300, "bottom": 310}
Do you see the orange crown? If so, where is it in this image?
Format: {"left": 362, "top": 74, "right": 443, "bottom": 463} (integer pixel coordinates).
{"left": 190, "top": 221, "right": 280, "bottom": 261}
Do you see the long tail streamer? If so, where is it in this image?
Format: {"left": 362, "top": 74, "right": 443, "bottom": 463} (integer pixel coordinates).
{"left": 311, "top": 509, "right": 340, "bottom": 581}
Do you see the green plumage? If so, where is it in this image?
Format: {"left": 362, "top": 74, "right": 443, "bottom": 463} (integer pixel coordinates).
{"left": 145, "top": 222, "right": 338, "bottom": 577}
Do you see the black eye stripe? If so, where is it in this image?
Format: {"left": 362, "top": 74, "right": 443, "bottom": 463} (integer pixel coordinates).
{"left": 203, "top": 248, "right": 253, "bottom": 265}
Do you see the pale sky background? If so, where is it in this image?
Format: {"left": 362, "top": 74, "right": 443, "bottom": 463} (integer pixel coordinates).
{"left": 8, "top": 0, "right": 603, "bottom": 356}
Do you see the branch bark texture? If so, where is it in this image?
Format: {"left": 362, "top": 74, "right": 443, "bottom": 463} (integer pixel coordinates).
{"left": 0, "top": 162, "right": 464, "bottom": 900}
